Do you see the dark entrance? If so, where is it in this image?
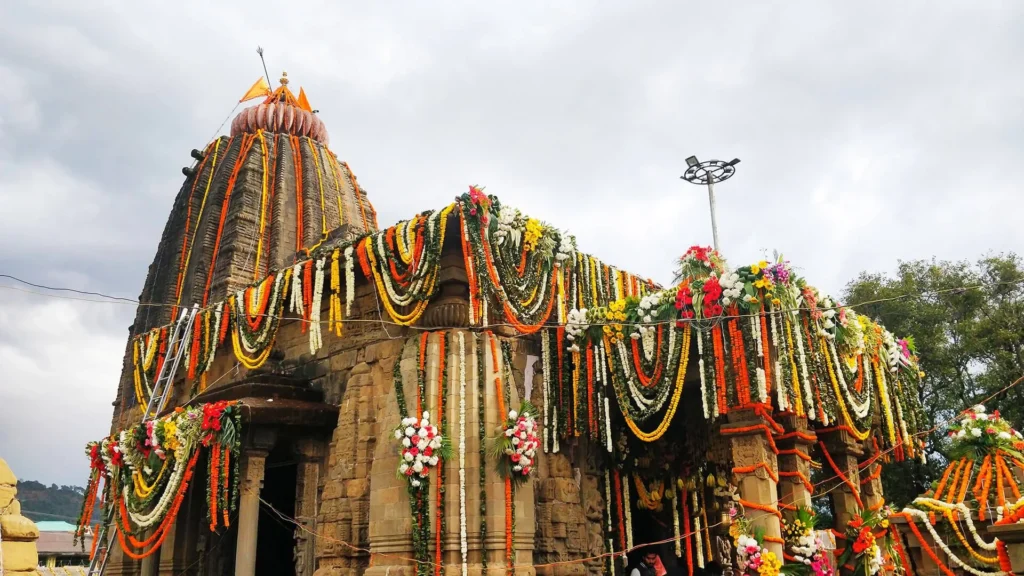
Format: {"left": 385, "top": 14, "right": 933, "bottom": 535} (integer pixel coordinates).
{"left": 256, "top": 445, "right": 298, "bottom": 576}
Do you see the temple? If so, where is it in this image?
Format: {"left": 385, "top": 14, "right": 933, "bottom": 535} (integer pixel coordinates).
{"left": 78, "top": 76, "right": 942, "bottom": 576}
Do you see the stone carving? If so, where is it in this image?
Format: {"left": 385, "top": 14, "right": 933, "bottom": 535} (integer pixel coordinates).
{"left": 716, "top": 535, "right": 734, "bottom": 576}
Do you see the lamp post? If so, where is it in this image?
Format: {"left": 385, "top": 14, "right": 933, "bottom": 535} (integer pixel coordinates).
{"left": 681, "top": 156, "right": 740, "bottom": 253}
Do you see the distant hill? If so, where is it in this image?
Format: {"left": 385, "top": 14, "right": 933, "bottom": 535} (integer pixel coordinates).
{"left": 16, "top": 480, "right": 95, "bottom": 525}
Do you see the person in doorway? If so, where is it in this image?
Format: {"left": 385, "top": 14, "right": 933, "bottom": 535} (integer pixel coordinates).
{"left": 630, "top": 549, "right": 668, "bottom": 576}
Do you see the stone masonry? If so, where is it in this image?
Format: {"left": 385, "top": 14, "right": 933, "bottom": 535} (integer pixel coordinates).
{"left": 1, "top": 458, "right": 42, "bottom": 576}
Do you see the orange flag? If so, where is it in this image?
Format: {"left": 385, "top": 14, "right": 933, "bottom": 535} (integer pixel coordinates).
{"left": 297, "top": 87, "right": 313, "bottom": 112}
{"left": 239, "top": 77, "right": 272, "bottom": 103}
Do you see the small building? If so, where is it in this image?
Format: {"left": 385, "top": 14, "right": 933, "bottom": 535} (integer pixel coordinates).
{"left": 36, "top": 522, "right": 91, "bottom": 569}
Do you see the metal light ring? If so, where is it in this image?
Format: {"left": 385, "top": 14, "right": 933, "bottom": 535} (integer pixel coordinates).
{"left": 682, "top": 161, "right": 736, "bottom": 185}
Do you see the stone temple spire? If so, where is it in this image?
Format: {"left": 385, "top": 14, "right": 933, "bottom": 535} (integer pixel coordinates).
{"left": 112, "top": 74, "right": 379, "bottom": 420}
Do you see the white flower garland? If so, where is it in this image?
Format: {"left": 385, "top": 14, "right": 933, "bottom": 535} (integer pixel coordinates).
{"left": 309, "top": 258, "right": 325, "bottom": 354}
{"left": 697, "top": 331, "right": 710, "bottom": 418}
{"left": 541, "top": 331, "right": 551, "bottom": 454}
{"left": 673, "top": 491, "right": 682, "bottom": 557}
{"left": 124, "top": 441, "right": 193, "bottom": 528}
{"left": 829, "top": 339, "right": 870, "bottom": 418}
{"left": 604, "top": 397, "right": 613, "bottom": 453}
{"left": 623, "top": 477, "right": 633, "bottom": 566}
{"left": 692, "top": 491, "right": 704, "bottom": 568}
{"left": 458, "top": 333, "right": 468, "bottom": 576}
{"left": 909, "top": 499, "right": 998, "bottom": 551}
{"left": 770, "top": 305, "right": 786, "bottom": 411}
{"left": 344, "top": 246, "right": 355, "bottom": 318}
{"left": 751, "top": 315, "right": 767, "bottom": 403}
{"left": 289, "top": 263, "right": 305, "bottom": 315}
{"left": 791, "top": 311, "right": 815, "bottom": 421}
{"left": 903, "top": 509, "right": 1007, "bottom": 576}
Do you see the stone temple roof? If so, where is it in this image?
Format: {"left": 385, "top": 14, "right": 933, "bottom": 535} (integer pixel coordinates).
{"left": 125, "top": 75, "right": 378, "bottom": 339}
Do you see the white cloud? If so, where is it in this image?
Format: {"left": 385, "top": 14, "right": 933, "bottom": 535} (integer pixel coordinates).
{"left": 0, "top": 294, "right": 124, "bottom": 486}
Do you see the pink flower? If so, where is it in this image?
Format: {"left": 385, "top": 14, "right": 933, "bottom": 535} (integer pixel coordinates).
{"left": 411, "top": 435, "right": 420, "bottom": 444}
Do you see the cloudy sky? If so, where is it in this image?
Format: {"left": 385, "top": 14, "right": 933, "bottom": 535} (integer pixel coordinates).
{"left": 1, "top": 1, "right": 1022, "bottom": 488}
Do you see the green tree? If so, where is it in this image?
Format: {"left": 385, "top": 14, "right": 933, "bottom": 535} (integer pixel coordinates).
{"left": 842, "top": 253, "right": 1024, "bottom": 508}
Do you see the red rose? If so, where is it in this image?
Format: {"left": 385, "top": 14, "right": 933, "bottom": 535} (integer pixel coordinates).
{"left": 424, "top": 446, "right": 433, "bottom": 457}
{"left": 511, "top": 453, "right": 520, "bottom": 462}
{"left": 410, "top": 447, "right": 419, "bottom": 456}
{"left": 411, "top": 435, "right": 420, "bottom": 444}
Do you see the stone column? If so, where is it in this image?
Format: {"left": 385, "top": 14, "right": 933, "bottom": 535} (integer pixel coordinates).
{"left": 295, "top": 438, "right": 326, "bottom": 576}
{"left": 858, "top": 439, "right": 885, "bottom": 512}
{"left": 817, "top": 429, "right": 863, "bottom": 532}
{"left": 722, "top": 408, "right": 783, "bottom": 559}
{"left": 776, "top": 415, "right": 816, "bottom": 517}
{"left": 989, "top": 524, "right": 1024, "bottom": 575}
{"left": 235, "top": 429, "right": 277, "bottom": 576}
{"left": 140, "top": 535, "right": 159, "bottom": 576}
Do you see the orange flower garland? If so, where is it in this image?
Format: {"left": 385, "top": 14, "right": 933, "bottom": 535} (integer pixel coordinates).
{"left": 203, "top": 133, "right": 258, "bottom": 305}
{"left": 488, "top": 334, "right": 514, "bottom": 570}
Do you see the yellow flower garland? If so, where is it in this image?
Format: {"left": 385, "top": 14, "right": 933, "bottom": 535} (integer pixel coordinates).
{"left": 304, "top": 138, "right": 330, "bottom": 254}
{"left": 873, "top": 357, "right": 898, "bottom": 446}
{"left": 820, "top": 337, "right": 870, "bottom": 441}
{"left": 915, "top": 501, "right": 999, "bottom": 564}
{"left": 622, "top": 328, "right": 691, "bottom": 442}
{"left": 784, "top": 318, "right": 805, "bottom": 417}
{"left": 133, "top": 457, "right": 171, "bottom": 499}
{"left": 252, "top": 130, "right": 270, "bottom": 280}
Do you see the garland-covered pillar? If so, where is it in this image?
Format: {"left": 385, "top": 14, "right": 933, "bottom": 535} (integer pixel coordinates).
{"left": 365, "top": 331, "right": 536, "bottom": 576}
{"left": 817, "top": 429, "right": 863, "bottom": 532}
{"left": 234, "top": 429, "right": 277, "bottom": 576}
{"left": 723, "top": 407, "right": 783, "bottom": 559}
{"left": 776, "top": 415, "right": 816, "bottom": 518}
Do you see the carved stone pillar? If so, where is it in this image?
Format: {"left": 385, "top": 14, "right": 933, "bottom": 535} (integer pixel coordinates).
{"left": 140, "top": 535, "right": 158, "bottom": 576}
{"left": 723, "top": 408, "right": 783, "bottom": 559}
{"left": 817, "top": 429, "right": 863, "bottom": 532}
{"left": 858, "top": 439, "right": 885, "bottom": 512}
{"left": 295, "top": 438, "right": 326, "bottom": 576}
{"left": 235, "top": 429, "right": 277, "bottom": 576}
{"left": 776, "top": 415, "right": 816, "bottom": 518}
{"left": 156, "top": 518, "right": 181, "bottom": 575}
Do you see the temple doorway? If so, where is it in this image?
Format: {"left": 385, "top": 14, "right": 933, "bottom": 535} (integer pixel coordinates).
{"left": 255, "top": 445, "right": 298, "bottom": 576}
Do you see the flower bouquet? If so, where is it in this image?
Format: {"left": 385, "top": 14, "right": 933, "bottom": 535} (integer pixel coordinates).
{"left": 490, "top": 401, "right": 540, "bottom": 487}
{"left": 730, "top": 515, "right": 783, "bottom": 576}
{"left": 947, "top": 404, "right": 1024, "bottom": 461}
{"left": 834, "top": 508, "right": 898, "bottom": 576}
{"left": 394, "top": 410, "right": 450, "bottom": 488}
{"left": 781, "top": 507, "right": 833, "bottom": 576}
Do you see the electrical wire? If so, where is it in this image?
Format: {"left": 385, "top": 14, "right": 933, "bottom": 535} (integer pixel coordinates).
{"left": 1, "top": 273, "right": 1021, "bottom": 335}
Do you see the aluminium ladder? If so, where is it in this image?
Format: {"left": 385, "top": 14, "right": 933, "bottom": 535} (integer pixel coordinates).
{"left": 87, "top": 304, "right": 199, "bottom": 575}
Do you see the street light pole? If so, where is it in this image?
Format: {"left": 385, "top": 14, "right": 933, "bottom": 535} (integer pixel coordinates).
{"left": 682, "top": 156, "right": 740, "bottom": 253}
{"left": 705, "top": 176, "right": 720, "bottom": 252}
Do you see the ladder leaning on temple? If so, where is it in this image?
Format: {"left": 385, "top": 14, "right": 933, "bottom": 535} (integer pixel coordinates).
{"left": 87, "top": 305, "right": 200, "bottom": 575}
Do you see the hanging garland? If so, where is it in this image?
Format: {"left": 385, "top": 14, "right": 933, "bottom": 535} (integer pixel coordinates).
{"left": 74, "top": 401, "right": 242, "bottom": 559}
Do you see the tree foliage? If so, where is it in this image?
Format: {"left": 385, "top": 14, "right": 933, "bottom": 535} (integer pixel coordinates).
{"left": 842, "top": 253, "right": 1024, "bottom": 508}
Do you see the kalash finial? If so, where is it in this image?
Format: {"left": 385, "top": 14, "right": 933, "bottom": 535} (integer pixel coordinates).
{"left": 279, "top": 71, "right": 289, "bottom": 86}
